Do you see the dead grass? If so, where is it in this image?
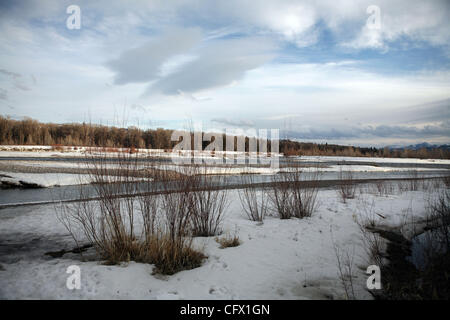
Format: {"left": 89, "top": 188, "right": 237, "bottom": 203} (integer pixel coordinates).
{"left": 142, "top": 234, "right": 206, "bottom": 275}
{"left": 216, "top": 233, "right": 241, "bottom": 249}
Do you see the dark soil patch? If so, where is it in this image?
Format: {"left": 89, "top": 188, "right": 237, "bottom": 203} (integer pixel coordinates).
{"left": 372, "top": 228, "right": 450, "bottom": 300}
{"left": 45, "top": 243, "right": 93, "bottom": 258}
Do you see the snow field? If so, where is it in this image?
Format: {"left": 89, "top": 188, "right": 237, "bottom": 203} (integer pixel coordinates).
{"left": 0, "top": 182, "right": 438, "bottom": 300}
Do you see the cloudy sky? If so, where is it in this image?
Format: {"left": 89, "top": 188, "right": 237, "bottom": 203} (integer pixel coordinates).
{"left": 0, "top": 0, "right": 449, "bottom": 147}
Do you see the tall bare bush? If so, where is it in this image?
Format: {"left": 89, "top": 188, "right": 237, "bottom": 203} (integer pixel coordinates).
{"left": 268, "top": 166, "right": 320, "bottom": 219}
{"left": 58, "top": 152, "right": 206, "bottom": 274}
{"left": 239, "top": 173, "right": 268, "bottom": 222}
{"left": 188, "top": 166, "right": 229, "bottom": 236}
{"left": 338, "top": 168, "right": 356, "bottom": 203}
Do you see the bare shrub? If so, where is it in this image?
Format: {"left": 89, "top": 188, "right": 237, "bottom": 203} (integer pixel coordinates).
{"left": 431, "top": 177, "right": 444, "bottom": 190}
{"left": 358, "top": 226, "right": 384, "bottom": 267}
{"left": 140, "top": 166, "right": 207, "bottom": 274}
{"left": 268, "top": 173, "right": 293, "bottom": 219}
{"left": 58, "top": 152, "right": 206, "bottom": 274}
{"left": 368, "top": 181, "right": 395, "bottom": 197}
{"left": 268, "top": 166, "right": 320, "bottom": 219}
{"left": 354, "top": 199, "right": 385, "bottom": 267}
{"left": 380, "top": 190, "right": 450, "bottom": 299}
{"left": 408, "top": 170, "right": 419, "bottom": 191}
{"left": 421, "top": 179, "right": 431, "bottom": 192}
{"left": 239, "top": 174, "right": 268, "bottom": 222}
{"left": 396, "top": 180, "right": 407, "bottom": 194}
{"left": 423, "top": 190, "right": 450, "bottom": 262}
{"left": 137, "top": 178, "right": 158, "bottom": 244}
{"left": 289, "top": 168, "right": 320, "bottom": 218}
{"left": 384, "top": 181, "right": 395, "bottom": 195}
{"left": 395, "top": 173, "right": 438, "bottom": 194}
{"left": 358, "top": 199, "right": 378, "bottom": 228}
{"left": 331, "top": 229, "right": 356, "bottom": 300}
{"left": 58, "top": 151, "right": 143, "bottom": 264}
{"left": 337, "top": 168, "right": 356, "bottom": 203}
{"left": 374, "top": 181, "right": 385, "bottom": 196}
{"left": 188, "top": 166, "right": 229, "bottom": 237}
{"left": 443, "top": 176, "right": 450, "bottom": 188}
{"left": 160, "top": 186, "right": 193, "bottom": 241}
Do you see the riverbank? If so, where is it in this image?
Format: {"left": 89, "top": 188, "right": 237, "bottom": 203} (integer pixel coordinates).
{"left": 1, "top": 180, "right": 447, "bottom": 299}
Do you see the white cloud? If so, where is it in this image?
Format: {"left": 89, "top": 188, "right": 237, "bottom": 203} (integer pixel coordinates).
{"left": 186, "top": 0, "right": 450, "bottom": 50}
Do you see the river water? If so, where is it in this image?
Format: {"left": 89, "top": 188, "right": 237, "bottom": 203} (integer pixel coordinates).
{"left": 1, "top": 156, "right": 449, "bottom": 207}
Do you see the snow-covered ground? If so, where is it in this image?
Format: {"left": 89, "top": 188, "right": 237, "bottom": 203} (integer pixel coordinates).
{"left": 0, "top": 172, "right": 92, "bottom": 188}
{"left": 0, "top": 183, "right": 441, "bottom": 300}
{"left": 0, "top": 171, "right": 147, "bottom": 188}
{"left": 297, "top": 155, "right": 450, "bottom": 165}
{"left": 149, "top": 163, "right": 449, "bottom": 175}
{"left": 0, "top": 145, "right": 280, "bottom": 160}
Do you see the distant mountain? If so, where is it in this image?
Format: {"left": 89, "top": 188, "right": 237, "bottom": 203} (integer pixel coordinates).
{"left": 387, "top": 142, "right": 450, "bottom": 151}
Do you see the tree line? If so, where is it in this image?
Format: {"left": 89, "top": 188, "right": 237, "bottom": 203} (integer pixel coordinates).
{"left": 0, "top": 115, "right": 448, "bottom": 159}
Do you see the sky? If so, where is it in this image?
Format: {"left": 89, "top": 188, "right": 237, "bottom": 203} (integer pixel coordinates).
{"left": 0, "top": 0, "right": 449, "bottom": 147}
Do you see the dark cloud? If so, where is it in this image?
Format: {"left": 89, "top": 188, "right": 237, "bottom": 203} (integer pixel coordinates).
{"left": 107, "top": 28, "right": 202, "bottom": 85}
{"left": 0, "top": 88, "right": 7, "bottom": 100}
{"left": 147, "top": 37, "right": 275, "bottom": 95}
{"left": 14, "top": 83, "right": 31, "bottom": 91}
{"left": 283, "top": 123, "right": 450, "bottom": 141}
{"left": 0, "top": 69, "right": 34, "bottom": 92}
{"left": 400, "top": 98, "right": 450, "bottom": 124}
{"left": 0, "top": 68, "right": 21, "bottom": 79}
{"left": 251, "top": 98, "right": 450, "bottom": 144}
